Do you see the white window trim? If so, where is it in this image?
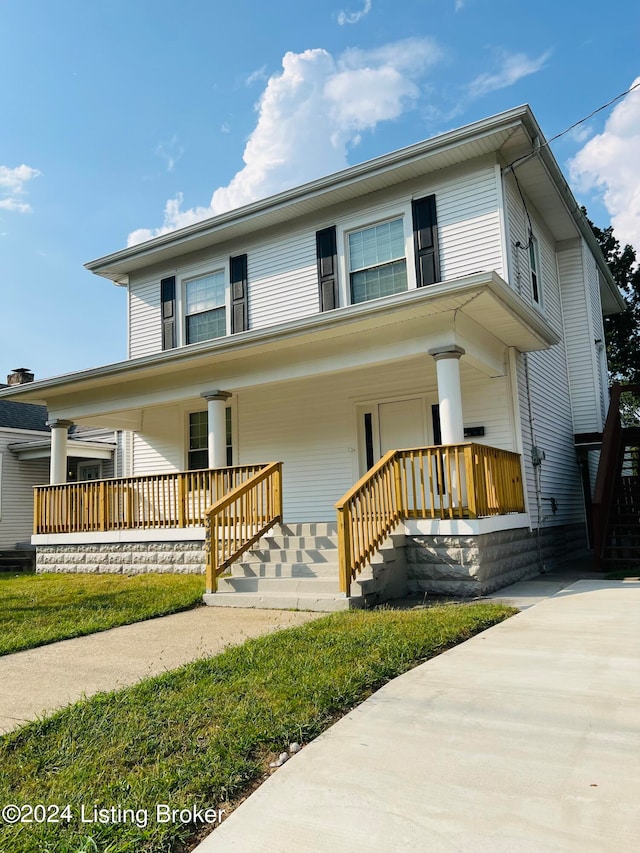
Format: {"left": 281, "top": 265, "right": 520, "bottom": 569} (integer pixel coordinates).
{"left": 175, "top": 259, "right": 230, "bottom": 347}
{"left": 336, "top": 203, "right": 416, "bottom": 307}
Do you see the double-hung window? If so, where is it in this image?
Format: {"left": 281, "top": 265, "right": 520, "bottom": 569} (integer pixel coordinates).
{"left": 348, "top": 218, "right": 408, "bottom": 304}
{"left": 185, "top": 271, "right": 226, "bottom": 344}
{"left": 188, "top": 409, "right": 233, "bottom": 470}
{"left": 529, "top": 236, "right": 541, "bottom": 305}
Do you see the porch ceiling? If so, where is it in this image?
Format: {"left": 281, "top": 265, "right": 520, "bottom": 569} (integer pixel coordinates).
{"left": 0, "top": 271, "right": 557, "bottom": 422}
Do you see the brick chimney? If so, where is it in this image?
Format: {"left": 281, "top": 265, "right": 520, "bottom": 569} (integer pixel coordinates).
{"left": 7, "top": 368, "right": 35, "bottom": 385}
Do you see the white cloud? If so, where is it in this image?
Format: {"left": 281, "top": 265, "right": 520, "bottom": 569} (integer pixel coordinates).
{"left": 246, "top": 66, "right": 268, "bottom": 86}
{"left": 128, "top": 38, "right": 443, "bottom": 246}
{"left": 569, "top": 77, "right": 640, "bottom": 251}
{"left": 220, "top": 122, "right": 231, "bottom": 134}
{"left": 155, "top": 136, "right": 184, "bottom": 173}
{"left": 0, "top": 164, "right": 40, "bottom": 213}
{"left": 469, "top": 49, "right": 551, "bottom": 99}
{"left": 337, "top": 0, "right": 372, "bottom": 26}
{"left": 455, "top": 0, "right": 464, "bottom": 10}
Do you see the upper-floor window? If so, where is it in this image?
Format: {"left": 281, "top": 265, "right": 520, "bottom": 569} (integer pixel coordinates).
{"left": 185, "top": 271, "right": 226, "bottom": 344}
{"left": 348, "top": 218, "right": 408, "bottom": 305}
{"left": 529, "top": 235, "right": 542, "bottom": 305}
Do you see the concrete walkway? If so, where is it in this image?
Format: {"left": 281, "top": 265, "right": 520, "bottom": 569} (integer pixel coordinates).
{"left": 198, "top": 579, "right": 640, "bottom": 852}
{"left": 0, "top": 607, "right": 321, "bottom": 733}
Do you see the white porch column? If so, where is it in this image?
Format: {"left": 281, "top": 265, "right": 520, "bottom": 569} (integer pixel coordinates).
{"left": 200, "top": 390, "right": 232, "bottom": 468}
{"left": 46, "top": 418, "right": 73, "bottom": 484}
{"left": 429, "top": 346, "right": 465, "bottom": 444}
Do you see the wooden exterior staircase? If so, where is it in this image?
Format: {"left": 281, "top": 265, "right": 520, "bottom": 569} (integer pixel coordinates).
{"left": 593, "top": 385, "right": 640, "bottom": 569}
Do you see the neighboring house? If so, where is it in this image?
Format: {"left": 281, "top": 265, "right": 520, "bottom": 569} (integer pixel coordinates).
{"left": 0, "top": 369, "right": 119, "bottom": 565}
{"left": 0, "top": 106, "right": 624, "bottom": 606}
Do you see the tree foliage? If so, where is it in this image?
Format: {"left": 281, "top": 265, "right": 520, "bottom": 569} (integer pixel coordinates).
{"left": 583, "top": 207, "right": 640, "bottom": 385}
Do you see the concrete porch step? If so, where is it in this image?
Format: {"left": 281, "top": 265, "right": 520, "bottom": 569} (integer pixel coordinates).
{"left": 230, "top": 562, "right": 339, "bottom": 578}
{"left": 217, "top": 576, "right": 342, "bottom": 595}
{"left": 203, "top": 590, "right": 360, "bottom": 612}
{"left": 239, "top": 548, "right": 339, "bottom": 565}
{"left": 276, "top": 523, "right": 338, "bottom": 536}
{"left": 255, "top": 536, "right": 339, "bottom": 550}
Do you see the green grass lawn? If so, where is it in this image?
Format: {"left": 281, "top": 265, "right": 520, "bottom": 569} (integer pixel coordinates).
{"left": 0, "top": 571, "right": 205, "bottom": 656}
{"left": 0, "top": 602, "right": 515, "bottom": 853}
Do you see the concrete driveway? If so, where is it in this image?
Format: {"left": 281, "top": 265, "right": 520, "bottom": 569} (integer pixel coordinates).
{"left": 197, "top": 580, "right": 640, "bottom": 852}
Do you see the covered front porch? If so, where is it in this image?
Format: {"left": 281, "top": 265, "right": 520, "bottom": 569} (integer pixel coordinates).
{"left": 33, "top": 440, "right": 526, "bottom": 598}
{"left": 15, "top": 272, "right": 556, "bottom": 602}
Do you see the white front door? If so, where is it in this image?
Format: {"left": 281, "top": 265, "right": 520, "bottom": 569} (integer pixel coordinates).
{"left": 357, "top": 397, "right": 430, "bottom": 474}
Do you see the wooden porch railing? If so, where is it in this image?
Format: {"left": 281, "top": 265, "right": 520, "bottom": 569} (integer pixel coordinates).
{"left": 204, "top": 462, "right": 283, "bottom": 593}
{"left": 33, "top": 465, "right": 266, "bottom": 535}
{"left": 335, "top": 443, "right": 525, "bottom": 595}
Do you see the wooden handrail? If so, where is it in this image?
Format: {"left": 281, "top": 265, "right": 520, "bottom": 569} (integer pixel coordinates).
{"left": 592, "top": 384, "right": 640, "bottom": 566}
{"left": 205, "top": 462, "right": 283, "bottom": 593}
{"left": 335, "top": 443, "right": 525, "bottom": 596}
{"left": 33, "top": 465, "right": 267, "bottom": 535}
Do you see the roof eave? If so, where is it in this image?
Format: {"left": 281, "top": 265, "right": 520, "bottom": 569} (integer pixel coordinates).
{"left": 86, "top": 106, "right": 533, "bottom": 283}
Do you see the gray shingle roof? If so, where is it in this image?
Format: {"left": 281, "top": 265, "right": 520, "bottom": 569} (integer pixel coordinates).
{"left": 0, "top": 400, "right": 49, "bottom": 432}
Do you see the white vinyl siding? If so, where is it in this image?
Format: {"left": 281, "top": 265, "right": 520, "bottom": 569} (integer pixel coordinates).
{"left": 585, "top": 247, "right": 608, "bottom": 426}
{"left": 505, "top": 178, "right": 584, "bottom": 529}
{"left": 503, "top": 175, "right": 532, "bottom": 300}
{"left": 126, "top": 160, "right": 505, "bottom": 358}
{"left": 129, "top": 276, "right": 162, "bottom": 358}
{"left": 247, "top": 230, "right": 318, "bottom": 331}
{"left": 557, "top": 243, "right": 602, "bottom": 433}
{"left": 237, "top": 364, "right": 513, "bottom": 521}
{"left": 0, "top": 430, "right": 50, "bottom": 549}
{"left": 132, "top": 408, "right": 185, "bottom": 475}
{"left": 435, "top": 163, "right": 504, "bottom": 281}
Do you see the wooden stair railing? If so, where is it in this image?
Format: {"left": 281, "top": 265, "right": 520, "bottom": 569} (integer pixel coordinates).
{"left": 335, "top": 443, "right": 525, "bottom": 596}
{"left": 593, "top": 384, "right": 640, "bottom": 567}
{"left": 204, "top": 462, "right": 283, "bottom": 593}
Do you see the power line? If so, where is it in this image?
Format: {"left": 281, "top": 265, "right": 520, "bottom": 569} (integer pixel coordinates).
{"left": 506, "top": 79, "right": 640, "bottom": 172}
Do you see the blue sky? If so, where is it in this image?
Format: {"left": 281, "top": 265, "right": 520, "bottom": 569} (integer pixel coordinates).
{"left": 1, "top": 0, "right": 639, "bottom": 379}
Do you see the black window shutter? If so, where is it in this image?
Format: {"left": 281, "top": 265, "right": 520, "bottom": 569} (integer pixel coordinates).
{"left": 316, "top": 226, "right": 338, "bottom": 311}
{"left": 412, "top": 195, "right": 440, "bottom": 287}
{"left": 160, "top": 276, "right": 176, "bottom": 350}
{"left": 230, "top": 254, "right": 248, "bottom": 333}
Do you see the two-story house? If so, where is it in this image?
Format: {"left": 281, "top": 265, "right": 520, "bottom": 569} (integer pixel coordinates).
{"left": 0, "top": 105, "right": 623, "bottom": 608}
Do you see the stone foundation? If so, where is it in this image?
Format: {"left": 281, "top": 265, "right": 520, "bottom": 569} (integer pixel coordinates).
{"left": 36, "top": 541, "right": 206, "bottom": 575}
{"left": 405, "top": 524, "right": 587, "bottom": 597}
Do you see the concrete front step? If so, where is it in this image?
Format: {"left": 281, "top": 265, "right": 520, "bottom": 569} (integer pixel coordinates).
{"left": 231, "top": 562, "right": 339, "bottom": 578}
{"left": 239, "top": 548, "right": 339, "bottom": 564}
{"left": 203, "top": 591, "right": 359, "bottom": 612}
{"left": 256, "top": 536, "right": 339, "bottom": 550}
{"left": 217, "top": 576, "right": 342, "bottom": 595}
{"left": 202, "top": 521, "right": 376, "bottom": 611}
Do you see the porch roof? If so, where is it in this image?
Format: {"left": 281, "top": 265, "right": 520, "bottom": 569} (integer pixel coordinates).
{"left": 0, "top": 271, "right": 558, "bottom": 423}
